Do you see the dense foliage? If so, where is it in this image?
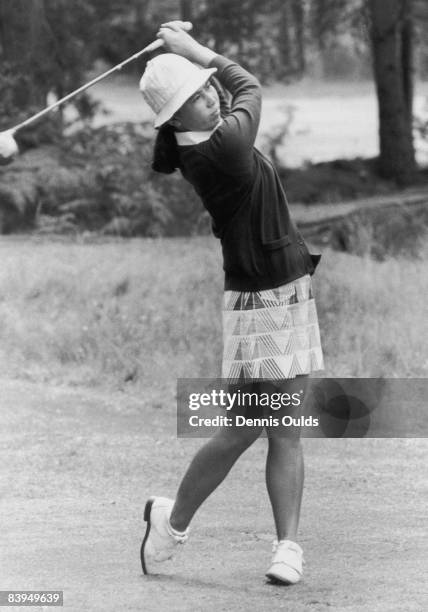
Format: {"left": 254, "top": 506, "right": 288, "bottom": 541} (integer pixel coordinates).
{"left": 1, "top": 0, "right": 428, "bottom": 234}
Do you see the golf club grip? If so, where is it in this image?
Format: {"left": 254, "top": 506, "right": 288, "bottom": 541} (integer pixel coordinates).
{"left": 142, "top": 39, "right": 164, "bottom": 54}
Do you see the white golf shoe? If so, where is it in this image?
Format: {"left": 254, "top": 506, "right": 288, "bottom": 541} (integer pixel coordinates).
{"left": 265, "top": 539, "right": 304, "bottom": 585}
{"left": 140, "top": 496, "right": 189, "bottom": 574}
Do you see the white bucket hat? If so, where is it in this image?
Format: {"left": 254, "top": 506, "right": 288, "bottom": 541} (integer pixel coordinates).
{"left": 139, "top": 53, "right": 217, "bottom": 128}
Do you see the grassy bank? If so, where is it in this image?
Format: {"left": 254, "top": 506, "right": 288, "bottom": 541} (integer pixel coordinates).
{"left": 0, "top": 236, "right": 426, "bottom": 393}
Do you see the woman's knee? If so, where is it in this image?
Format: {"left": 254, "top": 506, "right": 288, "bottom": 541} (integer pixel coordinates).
{"left": 267, "top": 434, "right": 302, "bottom": 451}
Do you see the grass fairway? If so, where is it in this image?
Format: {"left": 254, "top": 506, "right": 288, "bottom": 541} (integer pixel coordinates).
{"left": 0, "top": 236, "right": 427, "bottom": 611}
{"left": 0, "top": 235, "right": 427, "bottom": 388}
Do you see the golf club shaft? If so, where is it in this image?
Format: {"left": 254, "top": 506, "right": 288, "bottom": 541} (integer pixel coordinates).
{"left": 9, "top": 38, "right": 164, "bottom": 135}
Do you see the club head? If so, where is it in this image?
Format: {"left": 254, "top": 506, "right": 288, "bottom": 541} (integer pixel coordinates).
{"left": 0, "top": 130, "right": 19, "bottom": 166}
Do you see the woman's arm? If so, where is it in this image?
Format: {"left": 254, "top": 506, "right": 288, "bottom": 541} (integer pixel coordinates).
{"left": 207, "top": 56, "right": 262, "bottom": 167}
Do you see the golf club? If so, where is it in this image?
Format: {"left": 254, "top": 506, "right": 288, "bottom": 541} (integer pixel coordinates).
{"left": 0, "top": 21, "right": 192, "bottom": 164}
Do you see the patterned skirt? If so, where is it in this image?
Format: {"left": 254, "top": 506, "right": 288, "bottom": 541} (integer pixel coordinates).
{"left": 222, "top": 274, "right": 324, "bottom": 383}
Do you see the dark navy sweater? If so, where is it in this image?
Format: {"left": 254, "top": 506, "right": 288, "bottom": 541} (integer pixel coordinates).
{"left": 176, "top": 54, "right": 321, "bottom": 291}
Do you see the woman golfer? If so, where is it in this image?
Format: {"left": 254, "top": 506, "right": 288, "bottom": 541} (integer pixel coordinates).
{"left": 140, "top": 21, "right": 324, "bottom": 585}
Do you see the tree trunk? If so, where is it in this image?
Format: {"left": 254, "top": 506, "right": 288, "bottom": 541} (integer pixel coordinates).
{"left": 401, "top": 0, "right": 413, "bottom": 127}
{"left": 0, "top": 0, "right": 47, "bottom": 107}
{"left": 291, "top": 0, "right": 305, "bottom": 75}
{"left": 369, "top": 0, "right": 416, "bottom": 185}
{"left": 180, "top": 0, "right": 193, "bottom": 22}
{"left": 0, "top": 0, "right": 27, "bottom": 63}
{"left": 278, "top": 0, "right": 292, "bottom": 77}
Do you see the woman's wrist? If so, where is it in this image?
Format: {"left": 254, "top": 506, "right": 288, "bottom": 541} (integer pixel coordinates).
{"left": 187, "top": 42, "right": 217, "bottom": 67}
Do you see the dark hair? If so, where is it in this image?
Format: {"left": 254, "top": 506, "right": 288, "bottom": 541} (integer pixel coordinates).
{"left": 152, "top": 124, "right": 180, "bottom": 174}
{"left": 151, "top": 76, "right": 230, "bottom": 175}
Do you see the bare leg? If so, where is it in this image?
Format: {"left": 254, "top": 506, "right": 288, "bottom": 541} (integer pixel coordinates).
{"left": 265, "top": 375, "right": 308, "bottom": 541}
{"left": 265, "top": 437, "right": 304, "bottom": 541}
{"left": 170, "top": 423, "right": 263, "bottom": 532}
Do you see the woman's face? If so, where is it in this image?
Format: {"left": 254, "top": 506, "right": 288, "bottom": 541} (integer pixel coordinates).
{"left": 173, "top": 80, "right": 221, "bottom": 132}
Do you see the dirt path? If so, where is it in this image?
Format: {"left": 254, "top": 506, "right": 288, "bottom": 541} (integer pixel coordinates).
{"left": 0, "top": 379, "right": 427, "bottom": 611}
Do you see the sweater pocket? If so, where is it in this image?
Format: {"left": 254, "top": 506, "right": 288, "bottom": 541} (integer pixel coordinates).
{"left": 261, "top": 235, "right": 292, "bottom": 251}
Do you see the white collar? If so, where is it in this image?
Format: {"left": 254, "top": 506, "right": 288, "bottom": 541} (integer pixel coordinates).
{"left": 175, "top": 120, "right": 223, "bottom": 146}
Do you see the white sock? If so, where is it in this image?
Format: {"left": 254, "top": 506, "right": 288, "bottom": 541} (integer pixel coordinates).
{"left": 166, "top": 518, "right": 188, "bottom": 538}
